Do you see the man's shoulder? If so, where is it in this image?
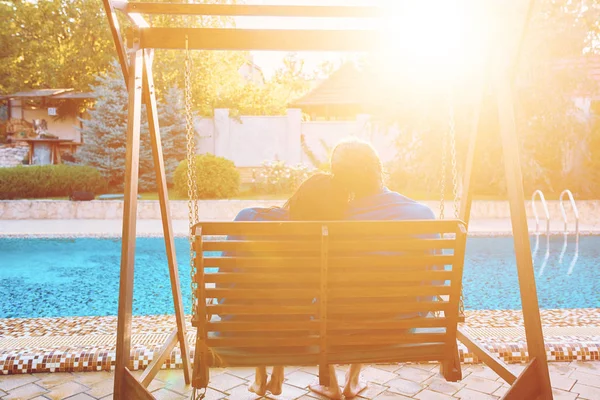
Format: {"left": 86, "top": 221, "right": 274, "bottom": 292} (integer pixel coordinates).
{"left": 234, "top": 207, "right": 288, "bottom": 222}
{"left": 385, "top": 191, "right": 435, "bottom": 220}
{"left": 349, "top": 189, "right": 436, "bottom": 221}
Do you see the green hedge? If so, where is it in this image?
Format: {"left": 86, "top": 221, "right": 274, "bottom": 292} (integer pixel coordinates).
{"left": 0, "top": 165, "right": 107, "bottom": 199}
{"left": 173, "top": 154, "right": 240, "bottom": 199}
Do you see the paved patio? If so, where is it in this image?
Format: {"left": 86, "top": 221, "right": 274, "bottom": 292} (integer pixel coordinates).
{"left": 0, "top": 361, "right": 599, "bottom": 399}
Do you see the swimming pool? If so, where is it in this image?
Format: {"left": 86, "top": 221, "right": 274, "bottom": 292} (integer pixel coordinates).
{"left": 0, "top": 235, "right": 597, "bottom": 318}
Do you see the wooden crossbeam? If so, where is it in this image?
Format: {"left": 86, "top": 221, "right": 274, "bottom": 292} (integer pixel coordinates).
{"left": 501, "top": 358, "right": 542, "bottom": 400}
{"left": 139, "top": 330, "right": 179, "bottom": 387}
{"left": 123, "top": 369, "right": 155, "bottom": 400}
{"left": 136, "top": 28, "right": 381, "bottom": 52}
{"left": 119, "top": 2, "right": 383, "bottom": 18}
{"left": 457, "top": 327, "right": 517, "bottom": 384}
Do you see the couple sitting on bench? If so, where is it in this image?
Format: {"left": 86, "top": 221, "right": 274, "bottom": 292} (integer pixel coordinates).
{"left": 231, "top": 139, "right": 435, "bottom": 399}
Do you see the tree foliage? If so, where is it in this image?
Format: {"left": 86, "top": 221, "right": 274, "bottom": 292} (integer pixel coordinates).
{"left": 385, "top": 0, "right": 600, "bottom": 199}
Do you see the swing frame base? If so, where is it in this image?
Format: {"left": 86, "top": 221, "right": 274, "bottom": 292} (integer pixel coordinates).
{"left": 102, "top": 1, "right": 554, "bottom": 399}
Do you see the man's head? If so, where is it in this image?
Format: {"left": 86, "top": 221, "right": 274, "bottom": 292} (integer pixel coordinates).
{"left": 331, "top": 139, "right": 384, "bottom": 199}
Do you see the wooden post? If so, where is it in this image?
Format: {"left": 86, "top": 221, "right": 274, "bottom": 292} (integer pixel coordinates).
{"left": 496, "top": 73, "right": 552, "bottom": 399}
{"left": 142, "top": 49, "right": 192, "bottom": 383}
{"left": 113, "top": 46, "right": 144, "bottom": 400}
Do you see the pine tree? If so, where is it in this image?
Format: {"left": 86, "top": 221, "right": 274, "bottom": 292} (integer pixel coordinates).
{"left": 79, "top": 63, "right": 188, "bottom": 191}
{"left": 157, "top": 87, "right": 187, "bottom": 184}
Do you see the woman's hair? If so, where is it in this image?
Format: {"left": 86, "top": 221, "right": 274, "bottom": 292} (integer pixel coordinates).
{"left": 330, "top": 139, "right": 383, "bottom": 198}
{"left": 284, "top": 172, "right": 348, "bottom": 221}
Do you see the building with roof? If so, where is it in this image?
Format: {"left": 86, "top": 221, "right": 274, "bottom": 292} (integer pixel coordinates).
{"left": 1, "top": 88, "right": 94, "bottom": 146}
{"left": 290, "top": 63, "right": 372, "bottom": 120}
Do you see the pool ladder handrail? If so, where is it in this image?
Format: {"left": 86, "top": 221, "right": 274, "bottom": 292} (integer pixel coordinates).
{"left": 559, "top": 189, "right": 579, "bottom": 235}
{"left": 532, "top": 190, "right": 550, "bottom": 235}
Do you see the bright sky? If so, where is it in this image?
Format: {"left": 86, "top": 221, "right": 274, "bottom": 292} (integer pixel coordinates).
{"left": 234, "top": 0, "right": 497, "bottom": 80}
{"left": 237, "top": 0, "right": 379, "bottom": 78}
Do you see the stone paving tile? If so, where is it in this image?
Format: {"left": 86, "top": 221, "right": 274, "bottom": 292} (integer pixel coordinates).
{"left": 552, "top": 388, "right": 579, "bottom": 400}
{"left": 151, "top": 388, "right": 187, "bottom": 400}
{"left": 84, "top": 379, "right": 114, "bottom": 399}
{"left": 395, "top": 366, "right": 436, "bottom": 383}
{"left": 386, "top": 377, "right": 425, "bottom": 396}
{"left": 0, "top": 375, "right": 40, "bottom": 392}
{"left": 356, "top": 382, "right": 388, "bottom": 399}
{"left": 572, "top": 382, "right": 600, "bottom": 399}
{"left": 265, "top": 383, "right": 308, "bottom": 400}
{"left": 550, "top": 371, "right": 577, "bottom": 391}
{"left": 1, "top": 383, "right": 48, "bottom": 400}
{"left": 569, "top": 369, "right": 600, "bottom": 388}
{"left": 373, "top": 391, "right": 413, "bottom": 399}
{"left": 223, "top": 384, "right": 263, "bottom": 400}
{"left": 423, "top": 376, "right": 465, "bottom": 396}
{"left": 207, "top": 373, "right": 247, "bottom": 393}
{"left": 1, "top": 362, "right": 599, "bottom": 399}
{"left": 369, "top": 364, "right": 401, "bottom": 373}
{"left": 284, "top": 371, "right": 319, "bottom": 389}
{"left": 413, "top": 389, "right": 455, "bottom": 400}
{"left": 492, "top": 385, "right": 509, "bottom": 397}
{"left": 359, "top": 367, "right": 398, "bottom": 385}
{"left": 571, "top": 361, "right": 600, "bottom": 376}
{"left": 72, "top": 372, "right": 112, "bottom": 387}
{"left": 43, "top": 381, "right": 89, "bottom": 400}
{"left": 35, "top": 373, "right": 76, "bottom": 389}
{"left": 550, "top": 363, "right": 576, "bottom": 376}
{"left": 453, "top": 387, "right": 500, "bottom": 399}
{"left": 226, "top": 367, "right": 256, "bottom": 380}
{"left": 63, "top": 394, "right": 97, "bottom": 400}
{"left": 460, "top": 374, "right": 502, "bottom": 394}
{"left": 465, "top": 364, "right": 501, "bottom": 381}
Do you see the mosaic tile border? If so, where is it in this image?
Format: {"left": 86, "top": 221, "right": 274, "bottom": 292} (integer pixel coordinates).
{"left": 1, "top": 310, "right": 597, "bottom": 375}
{"left": 2, "top": 309, "right": 598, "bottom": 338}
{"left": 1, "top": 340, "right": 598, "bottom": 375}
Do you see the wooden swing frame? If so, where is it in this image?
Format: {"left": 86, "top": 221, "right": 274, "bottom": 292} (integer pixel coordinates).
{"left": 102, "top": 1, "right": 553, "bottom": 399}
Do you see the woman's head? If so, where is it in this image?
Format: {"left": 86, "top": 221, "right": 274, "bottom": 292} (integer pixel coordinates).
{"left": 331, "top": 139, "right": 383, "bottom": 198}
{"left": 285, "top": 172, "right": 348, "bottom": 220}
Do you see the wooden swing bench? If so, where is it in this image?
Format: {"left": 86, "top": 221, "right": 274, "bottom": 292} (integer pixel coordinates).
{"left": 190, "top": 219, "right": 467, "bottom": 389}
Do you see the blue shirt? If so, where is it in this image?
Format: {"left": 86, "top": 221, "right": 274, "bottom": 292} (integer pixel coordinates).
{"left": 233, "top": 188, "right": 435, "bottom": 222}
{"left": 347, "top": 188, "right": 435, "bottom": 221}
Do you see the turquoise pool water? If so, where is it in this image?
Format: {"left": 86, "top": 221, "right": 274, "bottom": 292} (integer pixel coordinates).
{"left": 0, "top": 235, "right": 597, "bottom": 318}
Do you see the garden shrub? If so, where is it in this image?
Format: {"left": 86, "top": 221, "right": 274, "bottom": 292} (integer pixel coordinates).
{"left": 173, "top": 154, "right": 240, "bottom": 199}
{"left": 0, "top": 165, "right": 107, "bottom": 199}
{"left": 252, "top": 161, "right": 313, "bottom": 195}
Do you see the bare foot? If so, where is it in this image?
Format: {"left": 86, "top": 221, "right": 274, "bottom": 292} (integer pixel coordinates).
{"left": 309, "top": 384, "right": 343, "bottom": 400}
{"left": 249, "top": 367, "right": 267, "bottom": 396}
{"left": 342, "top": 364, "right": 367, "bottom": 399}
{"left": 266, "top": 366, "right": 284, "bottom": 395}
{"left": 342, "top": 380, "right": 367, "bottom": 399}
{"left": 249, "top": 380, "right": 267, "bottom": 397}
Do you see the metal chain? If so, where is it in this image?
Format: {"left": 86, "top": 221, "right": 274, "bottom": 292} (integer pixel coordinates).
{"left": 191, "top": 388, "right": 206, "bottom": 400}
{"left": 185, "top": 36, "right": 200, "bottom": 320}
{"left": 448, "top": 90, "right": 460, "bottom": 219}
{"left": 447, "top": 86, "right": 465, "bottom": 318}
{"left": 439, "top": 113, "right": 448, "bottom": 220}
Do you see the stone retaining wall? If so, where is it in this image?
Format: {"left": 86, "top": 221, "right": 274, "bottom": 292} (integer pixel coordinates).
{"left": 0, "top": 199, "right": 597, "bottom": 221}
{"left": 0, "top": 145, "right": 28, "bottom": 168}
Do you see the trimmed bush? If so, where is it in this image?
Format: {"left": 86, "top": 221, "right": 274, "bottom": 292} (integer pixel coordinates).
{"left": 252, "top": 161, "right": 313, "bottom": 195}
{"left": 173, "top": 154, "right": 240, "bottom": 199}
{"left": 0, "top": 165, "right": 107, "bottom": 199}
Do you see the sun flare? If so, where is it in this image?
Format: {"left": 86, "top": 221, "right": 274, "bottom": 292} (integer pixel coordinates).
{"left": 378, "top": 0, "right": 488, "bottom": 85}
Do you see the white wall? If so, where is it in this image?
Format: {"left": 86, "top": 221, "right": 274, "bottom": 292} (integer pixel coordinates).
{"left": 197, "top": 109, "right": 399, "bottom": 168}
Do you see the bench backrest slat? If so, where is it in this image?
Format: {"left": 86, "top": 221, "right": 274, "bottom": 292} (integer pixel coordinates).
{"left": 193, "top": 220, "right": 466, "bottom": 366}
